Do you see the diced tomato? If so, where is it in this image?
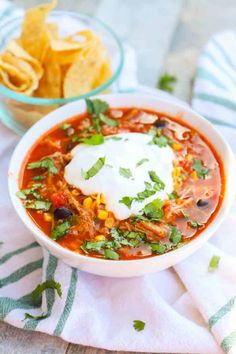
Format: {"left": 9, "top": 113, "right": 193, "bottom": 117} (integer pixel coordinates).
{"left": 51, "top": 192, "right": 68, "bottom": 208}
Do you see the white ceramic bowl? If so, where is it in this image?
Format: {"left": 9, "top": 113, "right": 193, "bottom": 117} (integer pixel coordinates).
{"left": 8, "top": 94, "right": 236, "bottom": 277}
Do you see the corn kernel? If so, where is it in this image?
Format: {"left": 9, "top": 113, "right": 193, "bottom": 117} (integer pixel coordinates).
{"left": 83, "top": 197, "right": 92, "bottom": 209}
{"left": 185, "top": 154, "right": 192, "bottom": 161}
{"left": 191, "top": 171, "right": 198, "bottom": 180}
{"left": 105, "top": 217, "right": 114, "bottom": 228}
{"left": 97, "top": 209, "right": 108, "bottom": 220}
{"left": 44, "top": 213, "right": 52, "bottom": 222}
{"left": 91, "top": 193, "right": 97, "bottom": 200}
{"left": 172, "top": 143, "right": 182, "bottom": 151}
{"left": 72, "top": 189, "right": 79, "bottom": 196}
{"left": 100, "top": 193, "right": 106, "bottom": 204}
{"left": 95, "top": 235, "right": 106, "bottom": 241}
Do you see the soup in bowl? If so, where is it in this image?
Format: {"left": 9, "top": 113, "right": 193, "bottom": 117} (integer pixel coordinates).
{"left": 8, "top": 94, "right": 236, "bottom": 277}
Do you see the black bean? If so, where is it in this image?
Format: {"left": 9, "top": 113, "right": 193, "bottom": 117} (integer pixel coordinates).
{"left": 54, "top": 207, "right": 73, "bottom": 219}
{"left": 154, "top": 120, "right": 166, "bottom": 128}
{"left": 66, "top": 142, "right": 73, "bottom": 152}
{"left": 197, "top": 199, "right": 209, "bottom": 208}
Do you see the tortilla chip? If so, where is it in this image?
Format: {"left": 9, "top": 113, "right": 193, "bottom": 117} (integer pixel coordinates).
{"left": 20, "top": 0, "right": 57, "bottom": 61}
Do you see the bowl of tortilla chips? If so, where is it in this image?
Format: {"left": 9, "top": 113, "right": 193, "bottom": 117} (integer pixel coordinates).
{"left": 0, "top": 0, "right": 124, "bottom": 134}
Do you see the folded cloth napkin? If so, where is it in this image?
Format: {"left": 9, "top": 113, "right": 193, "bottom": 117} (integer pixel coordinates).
{"left": 0, "top": 2, "right": 236, "bottom": 353}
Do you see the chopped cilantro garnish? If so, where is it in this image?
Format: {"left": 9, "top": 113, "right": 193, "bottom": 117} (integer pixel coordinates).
{"left": 150, "top": 242, "right": 167, "bottom": 254}
{"left": 136, "top": 188, "right": 156, "bottom": 202}
{"left": 79, "top": 133, "right": 104, "bottom": 145}
{"left": 169, "top": 225, "right": 182, "bottom": 244}
{"left": 16, "top": 184, "right": 41, "bottom": 200}
{"left": 136, "top": 158, "right": 149, "bottom": 167}
{"left": 168, "top": 191, "right": 178, "bottom": 200}
{"left": 133, "top": 320, "right": 145, "bottom": 332}
{"left": 24, "top": 312, "right": 48, "bottom": 321}
{"left": 27, "top": 157, "right": 58, "bottom": 175}
{"left": 107, "top": 136, "right": 122, "bottom": 141}
{"left": 33, "top": 175, "right": 46, "bottom": 181}
{"left": 31, "top": 279, "right": 62, "bottom": 305}
{"left": 83, "top": 240, "right": 107, "bottom": 251}
{"left": 51, "top": 221, "right": 71, "bottom": 240}
{"left": 148, "top": 171, "right": 165, "bottom": 190}
{"left": 119, "top": 196, "right": 134, "bottom": 209}
{"left": 182, "top": 211, "right": 204, "bottom": 229}
{"left": 81, "top": 157, "right": 105, "bottom": 180}
{"left": 192, "top": 159, "right": 209, "bottom": 179}
{"left": 99, "top": 113, "right": 118, "bottom": 127}
{"left": 208, "top": 255, "right": 220, "bottom": 272}
{"left": 104, "top": 249, "right": 119, "bottom": 260}
{"left": 158, "top": 73, "right": 177, "bottom": 93}
{"left": 119, "top": 167, "right": 133, "bottom": 179}
{"left": 60, "top": 123, "right": 71, "bottom": 130}
{"left": 143, "top": 198, "right": 164, "bottom": 220}
{"left": 25, "top": 200, "right": 51, "bottom": 211}
{"left": 85, "top": 98, "right": 117, "bottom": 132}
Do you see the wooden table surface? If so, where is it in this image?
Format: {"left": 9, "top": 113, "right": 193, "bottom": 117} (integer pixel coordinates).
{"left": 1, "top": 0, "right": 236, "bottom": 353}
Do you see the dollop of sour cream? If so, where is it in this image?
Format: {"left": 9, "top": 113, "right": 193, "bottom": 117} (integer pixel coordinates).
{"left": 64, "top": 133, "right": 174, "bottom": 220}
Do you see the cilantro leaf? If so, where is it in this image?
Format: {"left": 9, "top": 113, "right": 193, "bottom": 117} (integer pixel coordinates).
{"left": 25, "top": 200, "right": 51, "bottom": 211}
{"left": 119, "top": 196, "right": 134, "bottom": 209}
{"left": 33, "top": 175, "right": 46, "bottom": 181}
{"left": 182, "top": 211, "right": 204, "bottom": 229}
{"left": 51, "top": 221, "right": 70, "bottom": 240}
{"left": 148, "top": 171, "right": 165, "bottom": 190}
{"left": 83, "top": 240, "right": 107, "bottom": 251}
{"left": 150, "top": 242, "right": 167, "bottom": 254}
{"left": 169, "top": 225, "right": 182, "bottom": 244}
{"left": 86, "top": 98, "right": 109, "bottom": 115}
{"left": 60, "top": 123, "right": 71, "bottom": 130}
{"left": 119, "top": 167, "right": 133, "bottom": 179}
{"left": 31, "top": 279, "right": 62, "bottom": 305}
{"left": 27, "top": 158, "right": 58, "bottom": 175}
{"left": 104, "top": 249, "right": 119, "bottom": 260}
{"left": 99, "top": 113, "right": 118, "bottom": 127}
{"left": 158, "top": 73, "right": 177, "bottom": 93}
{"left": 168, "top": 191, "right": 178, "bottom": 200}
{"left": 79, "top": 133, "right": 104, "bottom": 145}
{"left": 16, "top": 184, "right": 41, "bottom": 200}
{"left": 136, "top": 158, "right": 149, "bottom": 167}
{"left": 81, "top": 157, "right": 106, "bottom": 180}
{"left": 133, "top": 320, "right": 145, "bottom": 332}
{"left": 192, "top": 159, "right": 209, "bottom": 179}
{"left": 24, "top": 312, "right": 48, "bottom": 321}
{"left": 143, "top": 198, "right": 164, "bottom": 221}
{"left": 208, "top": 255, "right": 220, "bottom": 272}
{"left": 85, "top": 98, "right": 117, "bottom": 132}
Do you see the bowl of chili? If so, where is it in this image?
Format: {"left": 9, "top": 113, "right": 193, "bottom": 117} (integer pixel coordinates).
{"left": 8, "top": 94, "right": 236, "bottom": 277}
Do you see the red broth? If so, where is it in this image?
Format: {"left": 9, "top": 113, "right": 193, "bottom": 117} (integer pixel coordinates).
{"left": 18, "top": 103, "right": 224, "bottom": 260}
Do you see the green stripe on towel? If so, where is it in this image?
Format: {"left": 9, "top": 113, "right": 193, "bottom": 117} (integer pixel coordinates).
{"left": 221, "top": 331, "right": 236, "bottom": 353}
{"left": 24, "top": 254, "right": 58, "bottom": 330}
{"left": 0, "top": 292, "right": 38, "bottom": 320}
{"left": 193, "top": 93, "right": 236, "bottom": 112}
{"left": 202, "top": 51, "right": 236, "bottom": 86}
{"left": 212, "top": 39, "right": 236, "bottom": 72}
{"left": 0, "top": 242, "right": 39, "bottom": 266}
{"left": 196, "top": 67, "right": 227, "bottom": 89}
{"left": 54, "top": 268, "right": 78, "bottom": 336}
{"left": 0, "top": 259, "right": 43, "bottom": 288}
{"left": 208, "top": 296, "right": 236, "bottom": 329}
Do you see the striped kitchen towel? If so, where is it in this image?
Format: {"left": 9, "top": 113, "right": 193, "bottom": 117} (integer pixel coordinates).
{"left": 0, "top": 2, "right": 236, "bottom": 353}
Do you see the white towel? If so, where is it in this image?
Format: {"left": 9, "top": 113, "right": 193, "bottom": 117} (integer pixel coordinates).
{"left": 0, "top": 2, "right": 236, "bottom": 353}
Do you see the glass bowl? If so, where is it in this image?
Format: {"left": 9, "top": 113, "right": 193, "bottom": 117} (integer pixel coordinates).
{"left": 0, "top": 11, "right": 124, "bottom": 135}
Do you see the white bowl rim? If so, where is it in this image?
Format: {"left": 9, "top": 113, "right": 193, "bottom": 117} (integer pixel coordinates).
{"left": 8, "top": 93, "right": 236, "bottom": 268}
